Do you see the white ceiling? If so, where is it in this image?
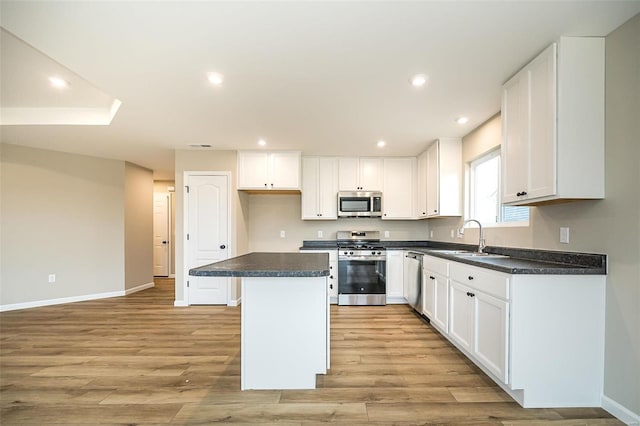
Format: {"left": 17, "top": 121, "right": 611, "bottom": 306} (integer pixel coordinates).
{"left": 1, "top": 1, "right": 638, "bottom": 180}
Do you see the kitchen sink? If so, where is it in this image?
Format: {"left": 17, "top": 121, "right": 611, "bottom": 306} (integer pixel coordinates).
{"left": 428, "top": 249, "right": 470, "bottom": 254}
{"left": 428, "top": 249, "right": 509, "bottom": 259}
{"left": 456, "top": 252, "right": 509, "bottom": 258}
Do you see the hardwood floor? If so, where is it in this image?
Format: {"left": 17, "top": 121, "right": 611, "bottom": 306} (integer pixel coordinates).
{"left": 1, "top": 278, "right": 620, "bottom": 425}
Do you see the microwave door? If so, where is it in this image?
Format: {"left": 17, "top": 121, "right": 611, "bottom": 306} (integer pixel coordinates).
{"left": 340, "top": 197, "right": 371, "bottom": 213}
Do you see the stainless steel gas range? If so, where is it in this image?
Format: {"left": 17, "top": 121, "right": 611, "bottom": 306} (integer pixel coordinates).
{"left": 336, "top": 230, "right": 386, "bottom": 306}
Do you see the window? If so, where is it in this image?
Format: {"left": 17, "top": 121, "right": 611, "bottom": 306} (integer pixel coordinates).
{"left": 468, "top": 149, "right": 529, "bottom": 226}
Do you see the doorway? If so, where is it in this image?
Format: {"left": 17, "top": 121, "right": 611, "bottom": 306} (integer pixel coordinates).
{"left": 184, "top": 172, "right": 231, "bottom": 305}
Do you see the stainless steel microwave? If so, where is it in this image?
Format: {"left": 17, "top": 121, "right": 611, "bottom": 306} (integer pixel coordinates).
{"left": 337, "top": 191, "right": 382, "bottom": 217}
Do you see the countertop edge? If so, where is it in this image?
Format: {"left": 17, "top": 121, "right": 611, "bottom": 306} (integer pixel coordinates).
{"left": 300, "top": 241, "right": 607, "bottom": 275}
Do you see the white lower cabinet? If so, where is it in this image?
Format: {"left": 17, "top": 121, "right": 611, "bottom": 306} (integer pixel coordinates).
{"left": 449, "top": 263, "right": 511, "bottom": 385}
{"left": 299, "top": 249, "right": 338, "bottom": 304}
{"left": 427, "top": 257, "right": 606, "bottom": 408}
{"left": 448, "top": 280, "right": 475, "bottom": 353}
{"left": 385, "top": 250, "right": 405, "bottom": 303}
{"left": 422, "top": 255, "right": 449, "bottom": 333}
{"left": 474, "top": 290, "right": 509, "bottom": 383}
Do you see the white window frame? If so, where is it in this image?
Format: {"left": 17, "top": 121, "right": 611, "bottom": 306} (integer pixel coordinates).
{"left": 465, "top": 148, "right": 529, "bottom": 228}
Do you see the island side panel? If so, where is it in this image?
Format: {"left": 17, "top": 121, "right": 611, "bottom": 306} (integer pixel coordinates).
{"left": 241, "top": 276, "right": 328, "bottom": 390}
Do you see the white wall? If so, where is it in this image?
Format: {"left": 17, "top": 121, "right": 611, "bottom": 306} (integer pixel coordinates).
{"left": 0, "top": 144, "right": 126, "bottom": 306}
{"left": 153, "top": 180, "right": 176, "bottom": 274}
{"left": 430, "top": 14, "right": 640, "bottom": 416}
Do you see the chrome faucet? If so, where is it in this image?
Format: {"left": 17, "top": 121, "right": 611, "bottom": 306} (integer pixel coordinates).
{"left": 464, "top": 219, "right": 485, "bottom": 253}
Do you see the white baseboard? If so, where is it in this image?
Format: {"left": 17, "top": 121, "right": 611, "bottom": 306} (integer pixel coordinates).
{"left": 1, "top": 289, "right": 124, "bottom": 312}
{"left": 174, "top": 300, "right": 188, "bottom": 307}
{"left": 228, "top": 296, "right": 242, "bottom": 307}
{"left": 125, "top": 282, "right": 154, "bottom": 295}
{"left": 1, "top": 282, "right": 157, "bottom": 312}
{"left": 602, "top": 395, "right": 640, "bottom": 425}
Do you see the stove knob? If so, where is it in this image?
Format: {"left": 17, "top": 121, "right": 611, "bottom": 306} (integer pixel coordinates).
{"left": 371, "top": 251, "right": 376, "bottom": 255}
{"left": 343, "top": 251, "right": 348, "bottom": 255}
{"left": 349, "top": 251, "right": 354, "bottom": 255}
{"left": 377, "top": 251, "right": 382, "bottom": 255}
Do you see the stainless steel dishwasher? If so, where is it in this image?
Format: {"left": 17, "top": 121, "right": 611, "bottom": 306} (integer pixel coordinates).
{"left": 405, "top": 252, "right": 423, "bottom": 313}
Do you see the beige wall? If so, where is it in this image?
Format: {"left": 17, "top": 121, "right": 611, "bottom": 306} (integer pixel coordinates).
{"left": 174, "top": 150, "right": 249, "bottom": 304}
{"left": 0, "top": 144, "right": 126, "bottom": 306}
{"left": 247, "top": 194, "right": 429, "bottom": 252}
{"left": 124, "top": 162, "right": 154, "bottom": 290}
{"left": 431, "top": 14, "right": 640, "bottom": 414}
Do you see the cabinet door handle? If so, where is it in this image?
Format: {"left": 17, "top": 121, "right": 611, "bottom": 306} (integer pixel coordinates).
{"left": 517, "top": 191, "right": 528, "bottom": 197}
{"left": 329, "top": 284, "right": 333, "bottom": 289}
{"left": 468, "top": 276, "right": 474, "bottom": 280}
{"left": 429, "top": 276, "right": 435, "bottom": 280}
{"left": 469, "top": 292, "right": 475, "bottom": 297}
{"left": 220, "top": 244, "right": 226, "bottom": 249}
{"left": 330, "top": 275, "right": 333, "bottom": 279}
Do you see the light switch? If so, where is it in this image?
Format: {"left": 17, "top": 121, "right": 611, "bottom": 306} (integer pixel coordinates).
{"left": 384, "top": 231, "right": 390, "bottom": 238}
{"left": 317, "top": 230, "right": 323, "bottom": 238}
{"left": 280, "top": 230, "right": 286, "bottom": 238}
{"left": 560, "top": 227, "right": 570, "bottom": 244}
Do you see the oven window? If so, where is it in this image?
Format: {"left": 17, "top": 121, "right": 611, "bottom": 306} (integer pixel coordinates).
{"left": 340, "top": 197, "right": 370, "bottom": 212}
{"left": 338, "top": 260, "right": 386, "bottom": 294}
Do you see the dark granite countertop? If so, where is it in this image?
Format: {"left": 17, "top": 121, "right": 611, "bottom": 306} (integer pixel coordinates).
{"left": 300, "top": 240, "right": 606, "bottom": 275}
{"left": 189, "top": 252, "right": 330, "bottom": 277}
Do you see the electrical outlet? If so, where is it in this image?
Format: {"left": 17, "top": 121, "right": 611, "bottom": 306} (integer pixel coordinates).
{"left": 429, "top": 230, "right": 434, "bottom": 238}
{"left": 48, "top": 274, "right": 56, "bottom": 283}
{"left": 384, "top": 231, "right": 390, "bottom": 238}
{"left": 317, "top": 230, "right": 323, "bottom": 238}
{"left": 280, "top": 230, "right": 286, "bottom": 238}
{"left": 457, "top": 228, "right": 464, "bottom": 239}
{"left": 450, "top": 229, "right": 455, "bottom": 238}
{"left": 560, "top": 227, "right": 570, "bottom": 244}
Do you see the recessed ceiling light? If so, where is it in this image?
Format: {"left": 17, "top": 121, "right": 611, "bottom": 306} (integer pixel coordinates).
{"left": 258, "top": 139, "right": 266, "bottom": 146}
{"left": 48, "top": 76, "right": 68, "bottom": 89}
{"left": 377, "top": 140, "right": 386, "bottom": 148}
{"left": 409, "top": 74, "right": 428, "bottom": 88}
{"left": 207, "top": 72, "right": 224, "bottom": 86}
{"left": 455, "top": 116, "right": 469, "bottom": 124}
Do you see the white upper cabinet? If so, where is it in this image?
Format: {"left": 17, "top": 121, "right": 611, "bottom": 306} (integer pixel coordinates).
{"left": 238, "top": 151, "right": 301, "bottom": 190}
{"left": 301, "top": 157, "right": 338, "bottom": 220}
{"left": 416, "top": 150, "right": 428, "bottom": 218}
{"left": 382, "top": 157, "right": 416, "bottom": 220}
{"left": 417, "top": 138, "right": 462, "bottom": 218}
{"left": 502, "top": 37, "right": 605, "bottom": 205}
{"left": 338, "top": 157, "right": 383, "bottom": 191}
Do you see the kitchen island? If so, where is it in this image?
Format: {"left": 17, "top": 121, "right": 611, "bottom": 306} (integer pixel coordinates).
{"left": 189, "top": 252, "right": 330, "bottom": 390}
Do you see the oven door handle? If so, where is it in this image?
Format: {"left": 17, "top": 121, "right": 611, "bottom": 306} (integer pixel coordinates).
{"left": 339, "top": 256, "right": 386, "bottom": 261}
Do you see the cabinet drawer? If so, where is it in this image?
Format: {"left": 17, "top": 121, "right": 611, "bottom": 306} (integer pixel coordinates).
{"left": 450, "top": 263, "right": 510, "bottom": 300}
{"left": 423, "top": 255, "right": 449, "bottom": 277}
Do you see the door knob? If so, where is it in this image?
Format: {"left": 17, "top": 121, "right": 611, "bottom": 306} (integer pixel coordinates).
{"left": 220, "top": 244, "right": 226, "bottom": 249}
{"left": 162, "top": 241, "right": 168, "bottom": 244}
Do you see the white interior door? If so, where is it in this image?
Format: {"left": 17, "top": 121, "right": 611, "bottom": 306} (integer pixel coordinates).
{"left": 153, "top": 193, "right": 170, "bottom": 276}
{"left": 186, "top": 174, "right": 230, "bottom": 305}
